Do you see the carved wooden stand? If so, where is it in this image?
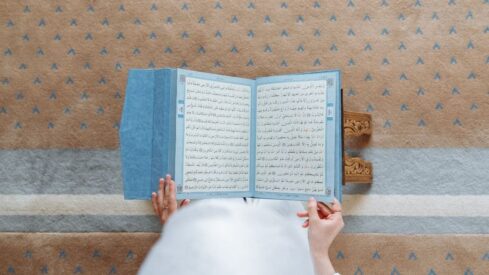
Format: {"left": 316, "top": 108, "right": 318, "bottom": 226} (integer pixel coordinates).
{"left": 343, "top": 111, "right": 372, "bottom": 184}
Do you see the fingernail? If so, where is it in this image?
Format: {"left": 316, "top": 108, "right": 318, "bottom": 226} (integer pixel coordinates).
{"left": 166, "top": 174, "right": 171, "bottom": 177}
{"left": 309, "top": 197, "right": 315, "bottom": 202}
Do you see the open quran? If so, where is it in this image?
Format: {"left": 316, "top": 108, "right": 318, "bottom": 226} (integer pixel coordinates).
{"left": 120, "top": 68, "right": 343, "bottom": 202}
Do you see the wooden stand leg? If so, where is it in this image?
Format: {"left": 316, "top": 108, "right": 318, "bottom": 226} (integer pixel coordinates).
{"left": 344, "top": 156, "right": 373, "bottom": 184}
{"left": 344, "top": 111, "right": 372, "bottom": 137}
{"left": 343, "top": 111, "right": 373, "bottom": 184}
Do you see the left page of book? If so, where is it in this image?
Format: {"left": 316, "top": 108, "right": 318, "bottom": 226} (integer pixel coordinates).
{"left": 174, "top": 69, "right": 255, "bottom": 199}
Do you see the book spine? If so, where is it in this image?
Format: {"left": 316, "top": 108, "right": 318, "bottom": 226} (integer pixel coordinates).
{"left": 120, "top": 69, "right": 156, "bottom": 199}
{"left": 336, "top": 75, "right": 343, "bottom": 202}
{"left": 168, "top": 69, "right": 177, "bottom": 181}
{"left": 151, "top": 69, "right": 174, "bottom": 194}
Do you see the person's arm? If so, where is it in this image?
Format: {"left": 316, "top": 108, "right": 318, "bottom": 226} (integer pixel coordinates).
{"left": 151, "top": 174, "right": 190, "bottom": 224}
{"left": 297, "top": 198, "right": 344, "bottom": 275}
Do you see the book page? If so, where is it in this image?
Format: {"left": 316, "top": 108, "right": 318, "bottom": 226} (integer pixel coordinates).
{"left": 255, "top": 80, "right": 329, "bottom": 195}
{"left": 182, "top": 77, "right": 251, "bottom": 192}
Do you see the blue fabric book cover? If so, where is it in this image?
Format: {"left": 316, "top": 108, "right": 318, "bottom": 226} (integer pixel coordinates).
{"left": 120, "top": 68, "right": 342, "bottom": 202}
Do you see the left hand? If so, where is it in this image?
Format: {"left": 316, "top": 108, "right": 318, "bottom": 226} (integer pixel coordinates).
{"left": 151, "top": 174, "right": 190, "bottom": 224}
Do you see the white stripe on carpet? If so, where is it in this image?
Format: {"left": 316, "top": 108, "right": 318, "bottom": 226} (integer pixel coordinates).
{"left": 1, "top": 194, "right": 489, "bottom": 217}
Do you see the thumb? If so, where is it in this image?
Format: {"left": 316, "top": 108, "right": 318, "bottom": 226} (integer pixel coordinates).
{"left": 307, "top": 197, "right": 320, "bottom": 222}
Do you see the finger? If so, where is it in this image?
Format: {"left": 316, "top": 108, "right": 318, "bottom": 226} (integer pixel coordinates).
{"left": 302, "top": 219, "right": 309, "bottom": 228}
{"left": 157, "top": 178, "right": 165, "bottom": 211}
{"left": 318, "top": 202, "right": 333, "bottom": 217}
{"left": 297, "top": 211, "right": 309, "bottom": 217}
{"left": 298, "top": 208, "right": 329, "bottom": 219}
{"left": 159, "top": 177, "right": 165, "bottom": 192}
{"left": 165, "top": 174, "right": 171, "bottom": 192}
{"left": 318, "top": 211, "right": 327, "bottom": 219}
{"left": 332, "top": 198, "right": 342, "bottom": 212}
{"left": 328, "top": 210, "right": 344, "bottom": 220}
{"left": 151, "top": 192, "right": 160, "bottom": 216}
{"left": 168, "top": 180, "right": 178, "bottom": 212}
{"left": 163, "top": 174, "right": 171, "bottom": 207}
{"left": 307, "top": 197, "right": 320, "bottom": 222}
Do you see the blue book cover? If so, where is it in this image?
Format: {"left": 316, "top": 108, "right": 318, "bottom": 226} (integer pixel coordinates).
{"left": 120, "top": 68, "right": 342, "bottom": 202}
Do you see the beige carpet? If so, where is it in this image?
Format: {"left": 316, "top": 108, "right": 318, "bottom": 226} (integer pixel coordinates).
{"left": 1, "top": 0, "right": 488, "bottom": 274}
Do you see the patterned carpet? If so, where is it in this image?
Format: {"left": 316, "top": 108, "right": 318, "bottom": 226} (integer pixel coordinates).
{"left": 1, "top": 0, "right": 488, "bottom": 274}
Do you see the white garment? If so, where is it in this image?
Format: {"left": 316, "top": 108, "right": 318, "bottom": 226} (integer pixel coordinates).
{"left": 138, "top": 198, "right": 315, "bottom": 275}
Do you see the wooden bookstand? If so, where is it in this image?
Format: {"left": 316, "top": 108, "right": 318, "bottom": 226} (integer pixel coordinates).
{"left": 343, "top": 111, "right": 373, "bottom": 184}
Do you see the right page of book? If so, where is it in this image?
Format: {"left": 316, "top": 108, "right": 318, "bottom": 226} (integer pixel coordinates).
{"left": 253, "top": 71, "right": 341, "bottom": 201}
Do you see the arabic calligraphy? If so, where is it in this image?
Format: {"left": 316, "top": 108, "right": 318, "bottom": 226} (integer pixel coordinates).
{"left": 255, "top": 80, "right": 328, "bottom": 194}
{"left": 183, "top": 77, "right": 251, "bottom": 192}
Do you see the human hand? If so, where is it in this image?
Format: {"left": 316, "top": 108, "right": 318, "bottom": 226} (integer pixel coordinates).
{"left": 297, "top": 198, "right": 344, "bottom": 275}
{"left": 151, "top": 174, "right": 190, "bottom": 224}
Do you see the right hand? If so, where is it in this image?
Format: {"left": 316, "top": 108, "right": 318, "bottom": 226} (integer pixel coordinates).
{"left": 297, "top": 198, "right": 344, "bottom": 275}
{"left": 302, "top": 198, "right": 344, "bottom": 259}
